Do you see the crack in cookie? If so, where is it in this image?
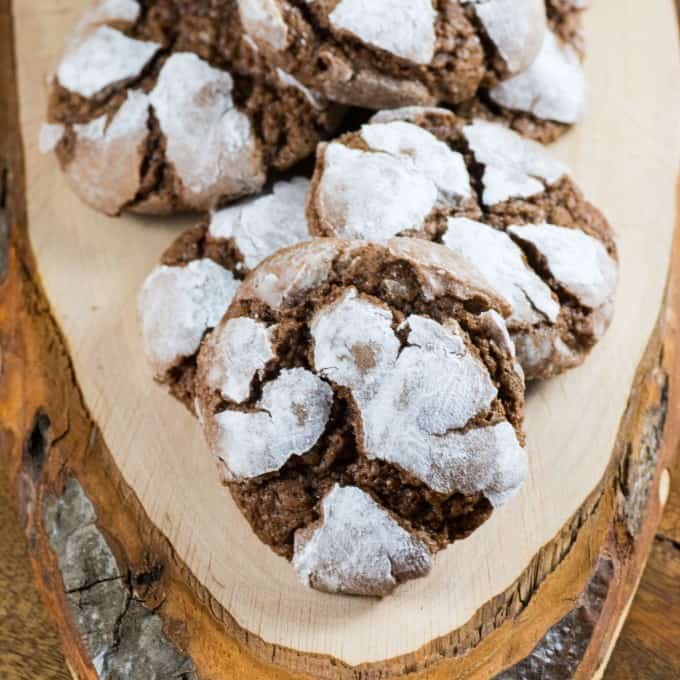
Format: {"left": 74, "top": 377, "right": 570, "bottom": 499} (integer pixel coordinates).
{"left": 308, "top": 110, "right": 618, "bottom": 380}
{"left": 194, "top": 238, "right": 528, "bottom": 596}
{"left": 42, "top": 0, "right": 343, "bottom": 215}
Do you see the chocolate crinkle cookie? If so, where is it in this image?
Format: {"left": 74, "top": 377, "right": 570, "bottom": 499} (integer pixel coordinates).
{"left": 236, "top": 0, "right": 547, "bottom": 109}
{"left": 455, "top": 0, "right": 589, "bottom": 143}
{"left": 307, "top": 107, "right": 618, "bottom": 380}
{"left": 194, "top": 238, "right": 528, "bottom": 596}
{"left": 138, "top": 177, "right": 311, "bottom": 409}
{"left": 40, "top": 0, "right": 343, "bottom": 216}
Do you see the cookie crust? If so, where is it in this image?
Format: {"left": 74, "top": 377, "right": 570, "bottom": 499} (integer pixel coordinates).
{"left": 138, "top": 177, "right": 312, "bottom": 409}
{"left": 44, "top": 0, "right": 343, "bottom": 216}
{"left": 235, "top": 0, "right": 547, "bottom": 109}
{"left": 307, "top": 109, "right": 618, "bottom": 380}
{"left": 194, "top": 238, "right": 528, "bottom": 595}
{"left": 455, "top": 0, "right": 589, "bottom": 143}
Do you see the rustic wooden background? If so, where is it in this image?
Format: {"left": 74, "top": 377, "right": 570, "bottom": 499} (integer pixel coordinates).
{"left": 0, "top": 450, "right": 676, "bottom": 678}
{"left": 1, "top": 0, "right": 679, "bottom": 677}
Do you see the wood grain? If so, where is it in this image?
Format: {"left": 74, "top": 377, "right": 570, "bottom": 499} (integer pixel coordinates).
{"left": 0, "top": 0, "right": 679, "bottom": 678}
{"left": 605, "top": 446, "right": 680, "bottom": 679}
{"left": 0, "top": 4, "right": 69, "bottom": 678}
{"left": 0, "top": 462, "right": 70, "bottom": 680}
{"left": 10, "top": 0, "right": 680, "bottom": 666}
{"left": 606, "top": 540, "right": 680, "bottom": 679}
{"left": 658, "top": 456, "right": 680, "bottom": 545}
{"left": 602, "top": 0, "right": 680, "bottom": 652}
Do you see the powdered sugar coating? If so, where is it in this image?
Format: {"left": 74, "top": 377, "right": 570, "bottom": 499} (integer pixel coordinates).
{"left": 209, "top": 178, "right": 311, "bottom": 269}
{"left": 311, "top": 289, "right": 526, "bottom": 500}
{"left": 385, "top": 238, "right": 507, "bottom": 308}
{"left": 195, "top": 238, "right": 526, "bottom": 593}
{"left": 508, "top": 223, "right": 618, "bottom": 309}
{"left": 293, "top": 484, "right": 433, "bottom": 596}
{"left": 238, "top": 0, "right": 289, "bottom": 50}
{"left": 406, "top": 314, "right": 467, "bottom": 354}
{"left": 462, "top": 0, "right": 546, "bottom": 73}
{"left": 78, "top": 0, "right": 140, "bottom": 29}
{"left": 210, "top": 368, "right": 333, "bottom": 480}
{"left": 67, "top": 89, "right": 150, "bottom": 215}
{"left": 328, "top": 0, "right": 437, "bottom": 65}
{"left": 58, "top": 25, "right": 160, "bottom": 98}
{"left": 203, "top": 318, "right": 275, "bottom": 403}
{"left": 307, "top": 116, "right": 616, "bottom": 379}
{"left": 442, "top": 217, "right": 559, "bottom": 326}
{"left": 39, "top": 123, "right": 65, "bottom": 154}
{"left": 243, "top": 239, "right": 339, "bottom": 311}
{"left": 311, "top": 289, "right": 400, "bottom": 398}
{"left": 139, "top": 259, "right": 240, "bottom": 379}
{"left": 315, "top": 143, "right": 438, "bottom": 240}
{"left": 360, "top": 122, "right": 471, "bottom": 203}
{"left": 463, "top": 119, "right": 569, "bottom": 205}
{"left": 431, "top": 422, "right": 528, "bottom": 506}
{"left": 148, "top": 53, "right": 263, "bottom": 210}
{"left": 489, "top": 31, "right": 587, "bottom": 125}
{"left": 315, "top": 120, "right": 471, "bottom": 242}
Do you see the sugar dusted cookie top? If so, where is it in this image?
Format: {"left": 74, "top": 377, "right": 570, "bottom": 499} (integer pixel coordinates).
{"left": 487, "top": 30, "right": 587, "bottom": 128}
{"left": 293, "top": 485, "right": 433, "bottom": 597}
{"left": 195, "top": 238, "right": 528, "bottom": 596}
{"left": 236, "top": 0, "right": 547, "bottom": 109}
{"left": 138, "top": 178, "right": 312, "bottom": 409}
{"left": 44, "top": 0, "right": 342, "bottom": 216}
{"left": 308, "top": 109, "right": 618, "bottom": 380}
{"left": 455, "top": 0, "right": 589, "bottom": 143}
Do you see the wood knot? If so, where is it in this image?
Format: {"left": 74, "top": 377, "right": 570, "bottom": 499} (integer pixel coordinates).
{"left": 23, "top": 408, "right": 50, "bottom": 482}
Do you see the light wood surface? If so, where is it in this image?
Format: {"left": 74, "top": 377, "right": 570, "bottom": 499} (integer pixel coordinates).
{"left": 2, "top": 0, "right": 680, "bottom": 677}
{"left": 13, "top": 0, "right": 680, "bottom": 662}
{"left": 1, "top": 450, "right": 678, "bottom": 679}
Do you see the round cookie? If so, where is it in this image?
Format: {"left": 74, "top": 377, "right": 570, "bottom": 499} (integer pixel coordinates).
{"left": 138, "top": 177, "right": 311, "bottom": 409}
{"left": 455, "top": 0, "right": 588, "bottom": 143}
{"left": 235, "top": 0, "right": 547, "bottom": 109}
{"left": 307, "top": 109, "right": 618, "bottom": 380}
{"left": 41, "top": 0, "right": 343, "bottom": 216}
{"left": 195, "top": 238, "right": 528, "bottom": 596}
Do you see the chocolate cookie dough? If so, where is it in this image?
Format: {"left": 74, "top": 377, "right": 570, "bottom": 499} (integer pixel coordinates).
{"left": 236, "top": 0, "right": 547, "bottom": 109}
{"left": 307, "top": 108, "right": 618, "bottom": 380}
{"left": 455, "top": 0, "right": 589, "bottom": 143}
{"left": 138, "top": 177, "right": 311, "bottom": 409}
{"left": 41, "top": 0, "right": 343, "bottom": 216}
{"left": 195, "top": 238, "right": 528, "bottom": 596}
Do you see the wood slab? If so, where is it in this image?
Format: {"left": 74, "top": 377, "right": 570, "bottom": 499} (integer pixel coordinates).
{"left": 604, "top": 401, "right": 680, "bottom": 679}
{"left": 1, "top": 0, "right": 680, "bottom": 677}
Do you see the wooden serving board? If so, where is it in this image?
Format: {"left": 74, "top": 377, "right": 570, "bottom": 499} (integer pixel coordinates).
{"left": 1, "top": 1, "right": 679, "bottom": 678}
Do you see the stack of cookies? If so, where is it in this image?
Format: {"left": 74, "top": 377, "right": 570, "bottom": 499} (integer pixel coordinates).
{"left": 43, "top": 0, "right": 617, "bottom": 597}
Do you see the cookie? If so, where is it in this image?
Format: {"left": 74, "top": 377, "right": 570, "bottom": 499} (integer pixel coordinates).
{"left": 41, "top": 0, "right": 343, "bottom": 216}
{"left": 236, "top": 0, "right": 547, "bottom": 109}
{"left": 307, "top": 109, "right": 618, "bottom": 380}
{"left": 138, "top": 177, "right": 311, "bottom": 408}
{"left": 455, "top": 0, "right": 588, "bottom": 143}
{"left": 195, "top": 238, "right": 528, "bottom": 596}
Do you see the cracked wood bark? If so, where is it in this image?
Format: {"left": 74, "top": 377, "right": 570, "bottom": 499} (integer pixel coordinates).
{"left": 1, "top": 1, "right": 679, "bottom": 679}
